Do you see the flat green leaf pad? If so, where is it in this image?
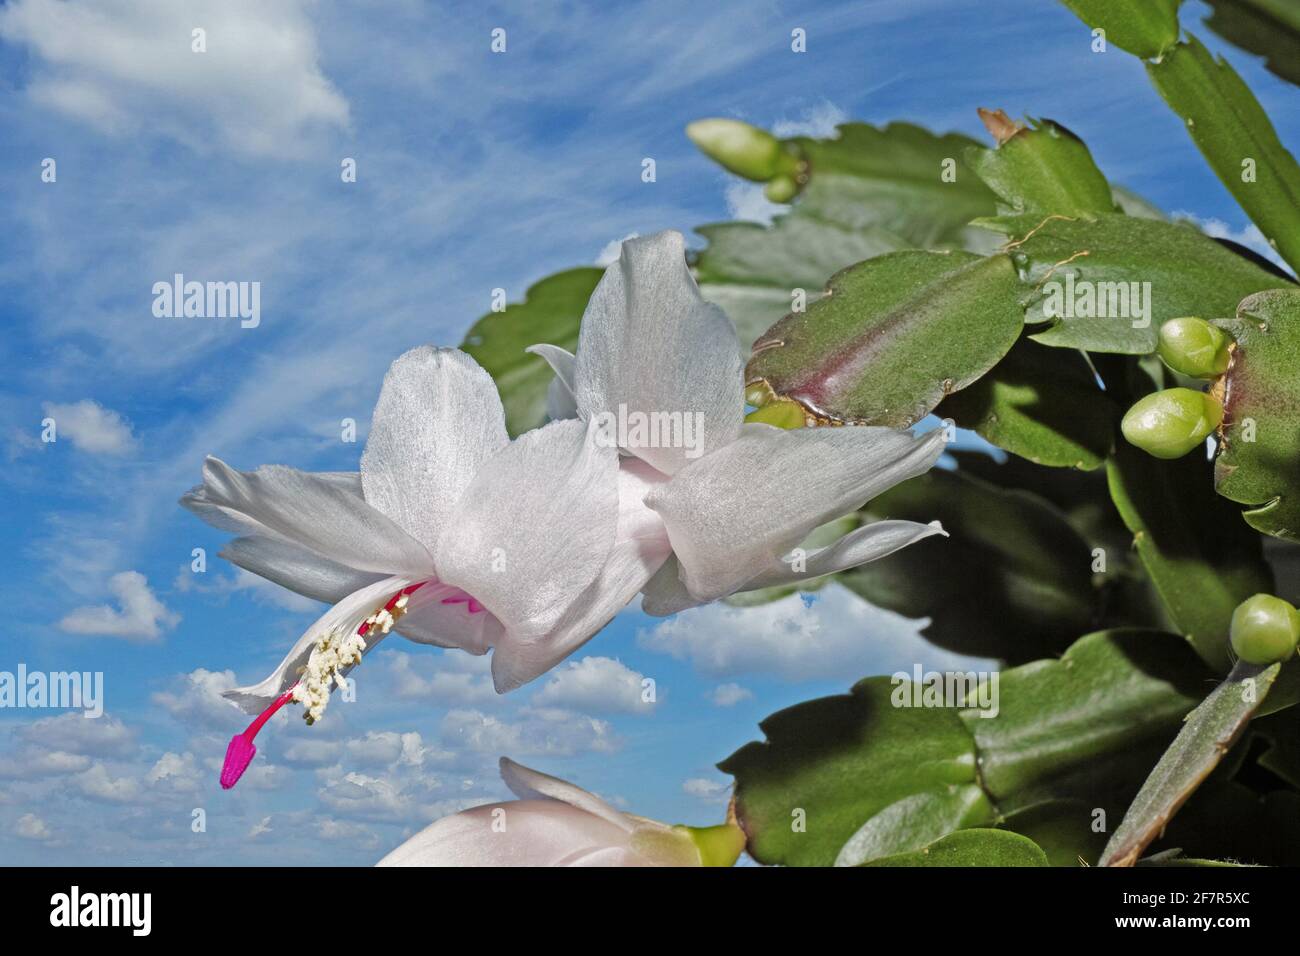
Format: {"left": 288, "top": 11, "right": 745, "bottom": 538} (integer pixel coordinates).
{"left": 746, "top": 251, "right": 1024, "bottom": 426}
{"left": 1215, "top": 289, "right": 1300, "bottom": 539}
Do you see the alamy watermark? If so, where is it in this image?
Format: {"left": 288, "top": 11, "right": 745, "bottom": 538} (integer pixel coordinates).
{"left": 1041, "top": 273, "right": 1152, "bottom": 329}
{"left": 891, "top": 665, "right": 999, "bottom": 718}
{"left": 592, "top": 403, "right": 704, "bottom": 459}
{"left": 0, "top": 665, "right": 103, "bottom": 717}
{"left": 152, "top": 273, "right": 260, "bottom": 328}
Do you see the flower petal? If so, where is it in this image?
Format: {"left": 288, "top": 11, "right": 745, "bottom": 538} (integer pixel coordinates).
{"left": 573, "top": 230, "right": 745, "bottom": 474}
{"left": 645, "top": 424, "right": 946, "bottom": 602}
{"left": 223, "top": 575, "right": 417, "bottom": 715}
{"left": 489, "top": 457, "right": 671, "bottom": 691}
{"left": 220, "top": 536, "right": 387, "bottom": 605}
{"left": 526, "top": 344, "right": 578, "bottom": 421}
{"left": 391, "top": 581, "right": 503, "bottom": 655}
{"left": 435, "top": 418, "right": 619, "bottom": 645}
{"left": 361, "top": 347, "right": 509, "bottom": 555}
{"left": 375, "top": 799, "right": 636, "bottom": 867}
{"left": 498, "top": 757, "right": 632, "bottom": 830}
{"left": 642, "top": 520, "right": 946, "bottom": 617}
{"left": 186, "top": 457, "right": 432, "bottom": 576}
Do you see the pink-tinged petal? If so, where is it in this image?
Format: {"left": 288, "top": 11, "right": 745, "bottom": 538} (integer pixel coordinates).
{"left": 435, "top": 418, "right": 619, "bottom": 650}
{"left": 498, "top": 757, "right": 632, "bottom": 830}
{"left": 223, "top": 574, "right": 418, "bottom": 715}
{"left": 645, "top": 424, "right": 946, "bottom": 603}
{"left": 490, "top": 457, "right": 671, "bottom": 691}
{"left": 184, "top": 457, "right": 432, "bottom": 576}
{"left": 574, "top": 231, "right": 745, "bottom": 475}
{"left": 361, "top": 347, "right": 509, "bottom": 556}
{"left": 392, "top": 581, "right": 504, "bottom": 656}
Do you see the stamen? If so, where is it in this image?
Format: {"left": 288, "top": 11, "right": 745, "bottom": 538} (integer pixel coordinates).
{"left": 218, "top": 582, "right": 426, "bottom": 791}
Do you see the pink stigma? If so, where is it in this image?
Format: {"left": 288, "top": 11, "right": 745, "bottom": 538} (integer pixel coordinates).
{"left": 220, "top": 689, "right": 293, "bottom": 790}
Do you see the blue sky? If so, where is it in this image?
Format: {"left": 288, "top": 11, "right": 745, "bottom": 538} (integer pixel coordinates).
{"left": 0, "top": 0, "right": 1295, "bottom": 865}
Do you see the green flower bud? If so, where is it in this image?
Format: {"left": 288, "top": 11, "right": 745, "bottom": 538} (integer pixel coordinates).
{"left": 1120, "top": 387, "right": 1223, "bottom": 459}
{"left": 1157, "top": 317, "right": 1231, "bottom": 379}
{"left": 745, "top": 398, "right": 806, "bottom": 429}
{"left": 763, "top": 174, "right": 799, "bottom": 203}
{"left": 1230, "top": 593, "right": 1300, "bottom": 665}
{"left": 678, "top": 822, "right": 746, "bottom": 867}
{"left": 685, "top": 119, "right": 794, "bottom": 182}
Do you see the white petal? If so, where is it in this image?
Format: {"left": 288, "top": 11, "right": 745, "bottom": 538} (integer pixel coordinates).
{"left": 361, "top": 347, "right": 509, "bottom": 555}
{"left": 646, "top": 424, "right": 946, "bottom": 602}
{"left": 181, "top": 469, "right": 361, "bottom": 538}
{"left": 392, "top": 581, "right": 504, "bottom": 655}
{"left": 639, "top": 555, "right": 701, "bottom": 617}
{"left": 489, "top": 456, "right": 671, "bottom": 691}
{"left": 745, "top": 519, "right": 947, "bottom": 588}
{"left": 375, "top": 800, "right": 635, "bottom": 867}
{"left": 526, "top": 344, "right": 578, "bottom": 421}
{"left": 220, "top": 536, "right": 387, "bottom": 605}
{"left": 574, "top": 230, "right": 745, "bottom": 474}
{"left": 188, "top": 457, "right": 432, "bottom": 576}
{"left": 498, "top": 757, "right": 632, "bottom": 830}
{"left": 435, "top": 418, "right": 619, "bottom": 647}
{"left": 223, "top": 575, "right": 417, "bottom": 715}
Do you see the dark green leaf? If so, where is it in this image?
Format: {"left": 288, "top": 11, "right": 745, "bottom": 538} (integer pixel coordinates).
{"left": 1058, "top": 0, "right": 1183, "bottom": 59}
{"left": 1147, "top": 34, "right": 1300, "bottom": 273}
{"left": 938, "top": 337, "right": 1119, "bottom": 469}
{"left": 842, "top": 468, "right": 1098, "bottom": 662}
{"left": 459, "top": 268, "right": 602, "bottom": 436}
{"left": 861, "top": 829, "right": 1049, "bottom": 867}
{"left": 1101, "top": 660, "right": 1280, "bottom": 866}
{"left": 746, "top": 252, "right": 1024, "bottom": 426}
{"left": 718, "top": 677, "right": 985, "bottom": 867}
{"left": 1214, "top": 289, "right": 1300, "bottom": 540}
{"left": 959, "top": 629, "right": 1213, "bottom": 808}
{"left": 999, "top": 800, "right": 1106, "bottom": 866}
{"left": 1107, "top": 440, "right": 1275, "bottom": 670}
{"left": 1204, "top": 0, "right": 1300, "bottom": 88}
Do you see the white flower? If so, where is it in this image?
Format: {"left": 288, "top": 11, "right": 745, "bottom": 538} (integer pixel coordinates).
{"left": 376, "top": 758, "right": 743, "bottom": 867}
{"left": 529, "top": 230, "right": 947, "bottom": 616}
{"left": 183, "top": 348, "right": 671, "bottom": 786}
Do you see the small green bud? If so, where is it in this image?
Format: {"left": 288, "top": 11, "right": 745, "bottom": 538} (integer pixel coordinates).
{"left": 686, "top": 119, "right": 793, "bottom": 182}
{"left": 745, "top": 398, "right": 805, "bottom": 429}
{"left": 1120, "top": 387, "right": 1223, "bottom": 459}
{"left": 678, "top": 822, "right": 746, "bottom": 867}
{"left": 1230, "top": 593, "right": 1300, "bottom": 665}
{"left": 763, "top": 174, "right": 799, "bottom": 203}
{"left": 1157, "top": 317, "right": 1231, "bottom": 379}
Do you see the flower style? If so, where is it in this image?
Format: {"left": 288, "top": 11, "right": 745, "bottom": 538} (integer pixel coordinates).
{"left": 529, "top": 230, "right": 948, "bottom": 617}
{"left": 376, "top": 757, "right": 745, "bottom": 867}
{"left": 184, "top": 348, "right": 672, "bottom": 788}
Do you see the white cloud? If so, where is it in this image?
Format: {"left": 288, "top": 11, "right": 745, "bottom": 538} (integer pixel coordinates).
{"left": 57, "top": 570, "right": 179, "bottom": 641}
{"left": 74, "top": 762, "right": 141, "bottom": 803}
{"left": 440, "top": 707, "right": 621, "bottom": 757}
{"left": 682, "top": 777, "right": 730, "bottom": 803}
{"left": 173, "top": 566, "right": 319, "bottom": 613}
{"left": 0, "top": 0, "right": 349, "bottom": 157}
{"left": 640, "top": 584, "right": 985, "bottom": 681}
{"left": 532, "top": 657, "right": 655, "bottom": 715}
{"left": 771, "top": 100, "right": 848, "bottom": 139}
{"left": 151, "top": 668, "right": 242, "bottom": 729}
{"left": 248, "top": 815, "right": 272, "bottom": 838}
{"left": 146, "top": 751, "right": 201, "bottom": 793}
{"left": 15, "top": 813, "right": 53, "bottom": 841}
{"left": 40, "top": 400, "right": 135, "bottom": 455}
{"left": 708, "top": 683, "right": 753, "bottom": 707}
{"left": 385, "top": 651, "right": 496, "bottom": 706}
{"left": 16, "top": 712, "right": 136, "bottom": 757}
{"left": 0, "top": 749, "right": 92, "bottom": 779}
